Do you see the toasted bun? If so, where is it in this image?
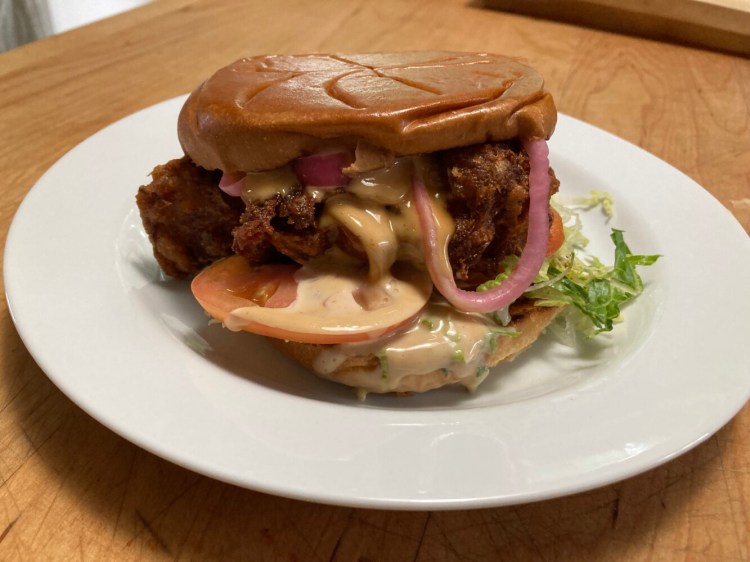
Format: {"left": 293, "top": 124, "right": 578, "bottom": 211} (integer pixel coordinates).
{"left": 269, "top": 304, "right": 564, "bottom": 395}
{"left": 178, "top": 51, "right": 557, "bottom": 173}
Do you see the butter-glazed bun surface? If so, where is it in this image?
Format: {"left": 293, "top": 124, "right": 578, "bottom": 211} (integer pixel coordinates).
{"left": 178, "top": 51, "right": 556, "bottom": 173}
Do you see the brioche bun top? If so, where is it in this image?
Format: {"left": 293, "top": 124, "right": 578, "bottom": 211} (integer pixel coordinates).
{"left": 177, "top": 51, "right": 557, "bottom": 173}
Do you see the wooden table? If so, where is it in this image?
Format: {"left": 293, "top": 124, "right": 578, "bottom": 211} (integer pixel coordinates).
{"left": 1, "top": 0, "right": 748, "bottom": 559}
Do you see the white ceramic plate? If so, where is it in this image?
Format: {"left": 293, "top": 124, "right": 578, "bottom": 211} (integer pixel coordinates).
{"left": 5, "top": 97, "right": 750, "bottom": 510}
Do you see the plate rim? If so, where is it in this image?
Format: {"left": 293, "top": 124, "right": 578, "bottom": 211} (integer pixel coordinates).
{"left": 4, "top": 97, "right": 750, "bottom": 510}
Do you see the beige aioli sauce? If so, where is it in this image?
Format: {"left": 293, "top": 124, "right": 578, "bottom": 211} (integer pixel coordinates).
{"left": 325, "top": 195, "right": 397, "bottom": 282}
{"left": 313, "top": 300, "right": 501, "bottom": 393}
{"left": 241, "top": 166, "right": 298, "bottom": 203}
{"left": 231, "top": 155, "right": 503, "bottom": 393}
{"left": 224, "top": 262, "right": 433, "bottom": 340}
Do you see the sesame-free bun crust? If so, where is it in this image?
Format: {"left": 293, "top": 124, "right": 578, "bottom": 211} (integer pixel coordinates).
{"left": 269, "top": 304, "right": 564, "bottom": 395}
{"left": 178, "top": 51, "right": 557, "bottom": 173}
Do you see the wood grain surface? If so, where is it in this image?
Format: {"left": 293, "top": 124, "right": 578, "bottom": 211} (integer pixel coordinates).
{"left": 482, "top": 0, "right": 750, "bottom": 55}
{"left": 1, "top": 0, "right": 748, "bottom": 559}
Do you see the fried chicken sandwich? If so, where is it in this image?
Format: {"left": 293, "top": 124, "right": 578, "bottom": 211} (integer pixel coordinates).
{"left": 137, "top": 51, "right": 570, "bottom": 394}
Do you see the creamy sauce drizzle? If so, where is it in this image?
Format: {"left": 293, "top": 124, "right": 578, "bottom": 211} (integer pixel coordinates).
{"left": 240, "top": 166, "right": 297, "bottom": 203}
{"left": 313, "top": 300, "right": 501, "bottom": 393}
{"left": 325, "top": 195, "right": 397, "bottom": 282}
{"left": 225, "top": 261, "right": 433, "bottom": 340}
{"left": 229, "top": 155, "right": 495, "bottom": 393}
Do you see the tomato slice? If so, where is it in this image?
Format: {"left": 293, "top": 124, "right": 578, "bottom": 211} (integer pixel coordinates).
{"left": 547, "top": 208, "right": 564, "bottom": 257}
{"left": 191, "top": 256, "right": 433, "bottom": 344}
{"left": 191, "top": 256, "right": 299, "bottom": 321}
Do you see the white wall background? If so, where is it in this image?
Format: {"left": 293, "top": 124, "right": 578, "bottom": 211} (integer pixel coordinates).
{"left": 1, "top": 0, "right": 153, "bottom": 51}
{"left": 47, "top": 0, "right": 151, "bottom": 33}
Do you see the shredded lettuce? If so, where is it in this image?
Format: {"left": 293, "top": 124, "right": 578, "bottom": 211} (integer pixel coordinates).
{"left": 378, "top": 353, "right": 389, "bottom": 380}
{"left": 478, "top": 193, "right": 660, "bottom": 338}
{"left": 566, "top": 190, "right": 616, "bottom": 219}
{"left": 535, "top": 229, "right": 659, "bottom": 334}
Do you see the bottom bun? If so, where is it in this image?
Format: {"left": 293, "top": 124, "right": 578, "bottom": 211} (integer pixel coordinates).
{"left": 269, "top": 303, "right": 564, "bottom": 395}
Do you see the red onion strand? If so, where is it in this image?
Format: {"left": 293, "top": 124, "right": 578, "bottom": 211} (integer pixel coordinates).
{"left": 413, "top": 139, "right": 552, "bottom": 313}
{"left": 218, "top": 172, "right": 245, "bottom": 197}
{"left": 293, "top": 151, "right": 354, "bottom": 189}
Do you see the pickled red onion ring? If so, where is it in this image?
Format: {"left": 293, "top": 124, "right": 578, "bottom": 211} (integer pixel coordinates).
{"left": 413, "top": 138, "right": 552, "bottom": 313}
{"left": 293, "top": 151, "right": 354, "bottom": 188}
{"left": 218, "top": 172, "right": 245, "bottom": 197}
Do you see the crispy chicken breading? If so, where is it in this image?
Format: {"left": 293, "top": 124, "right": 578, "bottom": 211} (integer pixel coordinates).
{"left": 136, "top": 143, "right": 558, "bottom": 285}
